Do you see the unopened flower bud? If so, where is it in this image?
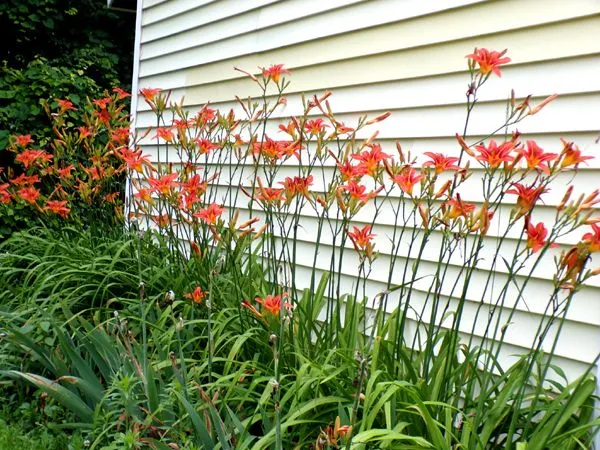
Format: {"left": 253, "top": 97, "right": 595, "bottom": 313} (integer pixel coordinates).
{"left": 269, "top": 334, "right": 277, "bottom": 345}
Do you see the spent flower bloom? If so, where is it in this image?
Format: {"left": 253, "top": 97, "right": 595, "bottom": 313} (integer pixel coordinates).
{"left": 466, "top": 48, "right": 511, "bottom": 77}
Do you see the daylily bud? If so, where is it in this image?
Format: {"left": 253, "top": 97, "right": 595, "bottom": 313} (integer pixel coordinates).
{"left": 528, "top": 94, "right": 558, "bottom": 116}
{"left": 396, "top": 142, "right": 406, "bottom": 163}
{"left": 456, "top": 134, "right": 475, "bottom": 157}
{"left": 435, "top": 180, "right": 452, "bottom": 199}
{"left": 557, "top": 185, "right": 574, "bottom": 211}
{"left": 366, "top": 111, "right": 391, "bottom": 125}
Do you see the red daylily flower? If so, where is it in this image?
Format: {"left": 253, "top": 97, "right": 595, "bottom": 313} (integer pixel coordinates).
{"left": 262, "top": 64, "right": 291, "bottom": 83}
{"left": 392, "top": 167, "right": 424, "bottom": 196}
{"left": 506, "top": 183, "right": 547, "bottom": 218}
{"left": 466, "top": 48, "right": 511, "bottom": 77}
{"left": 474, "top": 140, "right": 515, "bottom": 168}
{"left": 17, "top": 186, "right": 41, "bottom": 204}
{"left": 516, "top": 140, "right": 557, "bottom": 174}
{"left": 184, "top": 286, "right": 205, "bottom": 304}
{"left": 193, "top": 203, "right": 225, "bottom": 224}
{"left": 423, "top": 152, "right": 460, "bottom": 174}
{"left": 350, "top": 144, "right": 391, "bottom": 177}
{"left": 45, "top": 200, "right": 70, "bottom": 218}
{"left": 525, "top": 217, "right": 557, "bottom": 253}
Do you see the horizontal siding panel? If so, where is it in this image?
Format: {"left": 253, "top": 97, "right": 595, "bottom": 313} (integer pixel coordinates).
{"left": 138, "top": 7, "right": 600, "bottom": 82}
{"left": 141, "top": 0, "right": 486, "bottom": 60}
{"left": 135, "top": 94, "right": 600, "bottom": 145}
{"left": 135, "top": 55, "right": 600, "bottom": 116}
{"left": 143, "top": 0, "right": 222, "bottom": 25}
{"left": 138, "top": 21, "right": 600, "bottom": 108}
{"left": 142, "top": 0, "right": 362, "bottom": 46}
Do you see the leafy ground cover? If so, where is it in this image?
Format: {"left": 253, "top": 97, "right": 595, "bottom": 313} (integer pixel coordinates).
{"left": 0, "top": 49, "right": 599, "bottom": 449}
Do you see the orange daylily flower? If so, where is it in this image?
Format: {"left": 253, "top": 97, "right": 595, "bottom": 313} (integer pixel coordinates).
{"left": 10, "top": 173, "right": 40, "bottom": 186}
{"left": 118, "top": 148, "right": 152, "bottom": 173}
{"left": 474, "top": 140, "right": 515, "bottom": 168}
{"left": 257, "top": 187, "right": 285, "bottom": 206}
{"left": 559, "top": 139, "right": 594, "bottom": 169}
{"left": 341, "top": 181, "right": 379, "bottom": 205}
{"left": 466, "top": 48, "right": 511, "bottom": 77}
{"left": 261, "top": 64, "right": 291, "bottom": 83}
{"left": 139, "top": 88, "right": 162, "bottom": 103}
{"left": 195, "top": 138, "right": 220, "bottom": 155}
{"left": 337, "top": 160, "right": 366, "bottom": 182}
{"left": 304, "top": 118, "right": 328, "bottom": 136}
{"left": 280, "top": 175, "right": 313, "bottom": 201}
{"left": 516, "top": 140, "right": 557, "bottom": 174}
{"left": 11, "top": 134, "right": 33, "bottom": 147}
{"left": 148, "top": 173, "right": 179, "bottom": 195}
{"left": 443, "top": 194, "right": 476, "bottom": 220}
{"left": 255, "top": 294, "right": 292, "bottom": 316}
{"left": 423, "top": 152, "right": 460, "bottom": 174}
{"left": 392, "top": 167, "right": 424, "bottom": 196}
{"left": 112, "top": 87, "right": 131, "bottom": 99}
{"left": 57, "top": 165, "right": 75, "bottom": 179}
{"left": 56, "top": 99, "right": 76, "bottom": 112}
{"left": 15, "top": 149, "right": 52, "bottom": 168}
{"left": 134, "top": 187, "right": 153, "bottom": 204}
{"left": 348, "top": 225, "right": 376, "bottom": 259}
{"left": 155, "top": 127, "right": 174, "bottom": 142}
{"left": 506, "top": 183, "right": 547, "bottom": 218}
{"left": 184, "top": 286, "right": 205, "bottom": 304}
{"left": 193, "top": 203, "right": 225, "bottom": 224}
{"left": 582, "top": 223, "right": 600, "bottom": 253}
{"left": 525, "top": 217, "right": 557, "bottom": 253}
{"left": 350, "top": 143, "right": 391, "bottom": 177}
{"left": 17, "top": 186, "right": 41, "bottom": 204}
{"left": 0, "top": 183, "right": 11, "bottom": 204}
{"left": 45, "top": 200, "right": 70, "bottom": 218}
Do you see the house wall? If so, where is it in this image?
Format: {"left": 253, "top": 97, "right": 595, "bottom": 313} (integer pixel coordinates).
{"left": 132, "top": 0, "right": 600, "bottom": 379}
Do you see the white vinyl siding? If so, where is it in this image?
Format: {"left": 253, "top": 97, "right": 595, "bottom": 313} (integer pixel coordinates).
{"left": 132, "top": 0, "right": 600, "bottom": 379}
